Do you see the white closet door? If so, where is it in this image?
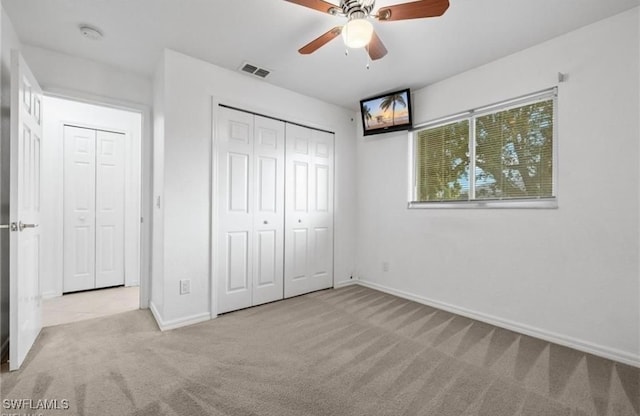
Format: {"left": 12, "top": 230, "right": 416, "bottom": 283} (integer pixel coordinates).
{"left": 252, "top": 116, "right": 285, "bottom": 306}
{"left": 95, "top": 130, "right": 125, "bottom": 288}
{"left": 309, "top": 129, "right": 334, "bottom": 291}
{"left": 217, "top": 108, "right": 255, "bottom": 313}
{"left": 63, "top": 126, "right": 97, "bottom": 293}
{"left": 284, "top": 124, "right": 334, "bottom": 298}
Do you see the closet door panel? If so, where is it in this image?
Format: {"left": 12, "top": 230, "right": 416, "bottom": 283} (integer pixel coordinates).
{"left": 226, "top": 231, "right": 250, "bottom": 292}
{"left": 95, "top": 130, "right": 126, "bottom": 289}
{"left": 63, "top": 126, "right": 96, "bottom": 293}
{"left": 252, "top": 116, "right": 285, "bottom": 306}
{"left": 309, "top": 129, "right": 334, "bottom": 292}
{"left": 217, "top": 108, "right": 254, "bottom": 313}
{"left": 284, "top": 126, "right": 334, "bottom": 297}
{"left": 284, "top": 124, "right": 311, "bottom": 297}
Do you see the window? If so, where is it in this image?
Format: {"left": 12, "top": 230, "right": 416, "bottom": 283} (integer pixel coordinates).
{"left": 410, "top": 89, "right": 557, "bottom": 208}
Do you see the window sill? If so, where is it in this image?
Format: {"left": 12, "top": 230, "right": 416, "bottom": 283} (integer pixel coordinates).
{"left": 408, "top": 198, "right": 558, "bottom": 209}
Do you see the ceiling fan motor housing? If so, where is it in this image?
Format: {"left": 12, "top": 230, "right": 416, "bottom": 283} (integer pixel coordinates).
{"left": 340, "top": 0, "right": 375, "bottom": 19}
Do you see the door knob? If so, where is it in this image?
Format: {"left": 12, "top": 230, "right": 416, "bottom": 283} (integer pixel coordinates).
{"left": 0, "top": 223, "right": 18, "bottom": 231}
{"left": 18, "top": 221, "right": 38, "bottom": 232}
{"left": 263, "top": 220, "right": 268, "bottom": 224}
{"left": 298, "top": 219, "right": 302, "bottom": 223}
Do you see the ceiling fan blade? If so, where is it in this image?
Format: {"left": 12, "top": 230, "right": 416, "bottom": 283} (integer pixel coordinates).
{"left": 284, "top": 0, "right": 339, "bottom": 15}
{"left": 367, "top": 31, "right": 387, "bottom": 60}
{"left": 299, "top": 26, "right": 342, "bottom": 55}
{"left": 377, "top": 0, "right": 449, "bottom": 21}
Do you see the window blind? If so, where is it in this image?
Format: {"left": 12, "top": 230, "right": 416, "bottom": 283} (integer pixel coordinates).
{"left": 475, "top": 99, "right": 553, "bottom": 199}
{"left": 415, "top": 120, "right": 469, "bottom": 201}
{"left": 413, "top": 91, "right": 555, "bottom": 204}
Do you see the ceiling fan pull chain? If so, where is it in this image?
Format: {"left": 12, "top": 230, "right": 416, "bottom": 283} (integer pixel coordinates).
{"left": 365, "top": 45, "right": 370, "bottom": 69}
{"left": 344, "top": 22, "right": 349, "bottom": 56}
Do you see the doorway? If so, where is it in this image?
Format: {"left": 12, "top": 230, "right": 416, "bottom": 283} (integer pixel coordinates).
{"left": 41, "top": 96, "right": 143, "bottom": 325}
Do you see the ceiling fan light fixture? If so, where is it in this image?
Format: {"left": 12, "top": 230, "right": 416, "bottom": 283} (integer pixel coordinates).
{"left": 342, "top": 18, "right": 374, "bottom": 49}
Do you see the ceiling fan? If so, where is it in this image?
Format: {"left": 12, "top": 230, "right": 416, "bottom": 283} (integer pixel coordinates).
{"left": 285, "top": 0, "right": 450, "bottom": 61}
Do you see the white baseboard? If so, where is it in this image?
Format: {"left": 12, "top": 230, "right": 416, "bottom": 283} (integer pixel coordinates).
{"left": 0, "top": 337, "right": 8, "bottom": 362}
{"left": 334, "top": 279, "right": 358, "bottom": 288}
{"left": 42, "top": 291, "right": 60, "bottom": 300}
{"left": 149, "top": 301, "right": 210, "bottom": 331}
{"left": 356, "top": 279, "right": 640, "bottom": 368}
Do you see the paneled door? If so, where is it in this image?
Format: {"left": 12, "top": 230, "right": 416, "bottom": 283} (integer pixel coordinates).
{"left": 63, "top": 126, "right": 97, "bottom": 292}
{"left": 63, "top": 126, "right": 125, "bottom": 293}
{"left": 9, "top": 51, "right": 43, "bottom": 371}
{"left": 95, "top": 130, "right": 125, "bottom": 288}
{"left": 217, "top": 108, "right": 254, "bottom": 313}
{"left": 252, "top": 116, "right": 285, "bottom": 306}
{"left": 284, "top": 124, "right": 334, "bottom": 298}
{"left": 216, "top": 107, "right": 285, "bottom": 314}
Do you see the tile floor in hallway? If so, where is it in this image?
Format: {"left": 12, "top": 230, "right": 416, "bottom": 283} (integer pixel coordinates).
{"left": 42, "top": 286, "right": 140, "bottom": 327}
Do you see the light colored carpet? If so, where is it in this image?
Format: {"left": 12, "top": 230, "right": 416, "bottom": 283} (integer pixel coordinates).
{"left": 43, "top": 286, "right": 140, "bottom": 327}
{"left": 0, "top": 285, "right": 638, "bottom": 416}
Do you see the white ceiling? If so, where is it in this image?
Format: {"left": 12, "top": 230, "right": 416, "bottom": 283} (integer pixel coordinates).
{"left": 3, "top": 0, "right": 639, "bottom": 109}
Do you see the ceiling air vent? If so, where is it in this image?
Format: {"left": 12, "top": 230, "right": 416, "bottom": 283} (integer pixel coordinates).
{"left": 239, "top": 62, "right": 271, "bottom": 79}
{"left": 254, "top": 68, "right": 270, "bottom": 78}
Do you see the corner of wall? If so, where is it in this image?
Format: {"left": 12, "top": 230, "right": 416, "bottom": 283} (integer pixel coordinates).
{"left": 150, "top": 51, "right": 166, "bottom": 318}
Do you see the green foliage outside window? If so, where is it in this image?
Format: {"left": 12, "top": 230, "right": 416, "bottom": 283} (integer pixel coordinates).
{"left": 415, "top": 97, "right": 554, "bottom": 202}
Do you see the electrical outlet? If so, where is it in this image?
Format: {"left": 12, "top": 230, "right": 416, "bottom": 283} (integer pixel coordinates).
{"left": 382, "top": 262, "right": 390, "bottom": 272}
{"left": 180, "top": 279, "right": 190, "bottom": 295}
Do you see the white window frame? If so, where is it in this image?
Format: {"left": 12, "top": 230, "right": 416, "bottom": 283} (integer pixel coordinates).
{"left": 408, "top": 88, "right": 559, "bottom": 209}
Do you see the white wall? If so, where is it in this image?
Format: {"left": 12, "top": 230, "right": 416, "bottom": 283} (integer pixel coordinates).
{"left": 21, "top": 45, "right": 152, "bottom": 107}
{"left": 356, "top": 8, "right": 640, "bottom": 366}
{"left": 41, "top": 96, "right": 142, "bottom": 298}
{"left": 152, "top": 49, "right": 357, "bottom": 328}
{"left": 151, "top": 57, "right": 165, "bottom": 315}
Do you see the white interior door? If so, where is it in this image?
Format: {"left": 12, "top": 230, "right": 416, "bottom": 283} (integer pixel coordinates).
{"left": 252, "top": 116, "right": 284, "bottom": 306}
{"left": 217, "top": 108, "right": 254, "bottom": 313}
{"left": 63, "top": 127, "right": 125, "bottom": 292}
{"left": 284, "top": 124, "right": 334, "bottom": 298}
{"left": 9, "top": 51, "right": 43, "bottom": 371}
{"left": 63, "top": 126, "right": 96, "bottom": 293}
{"left": 95, "top": 130, "right": 125, "bottom": 288}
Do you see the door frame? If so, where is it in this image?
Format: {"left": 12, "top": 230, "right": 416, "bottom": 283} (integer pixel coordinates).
{"left": 210, "top": 97, "right": 336, "bottom": 317}
{"left": 41, "top": 89, "right": 151, "bottom": 308}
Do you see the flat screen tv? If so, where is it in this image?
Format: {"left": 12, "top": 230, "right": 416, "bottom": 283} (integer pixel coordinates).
{"left": 360, "top": 88, "right": 412, "bottom": 136}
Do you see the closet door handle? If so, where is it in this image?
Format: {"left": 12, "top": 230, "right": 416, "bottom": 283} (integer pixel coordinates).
{"left": 19, "top": 222, "right": 38, "bottom": 232}
{"left": 263, "top": 220, "right": 268, "bottom": 225}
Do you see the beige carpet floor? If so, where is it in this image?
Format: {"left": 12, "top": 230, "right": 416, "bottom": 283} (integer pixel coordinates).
{"left": 43, "top": 286, "right": 140, "bottom": 327}
{"left": 0, "top": 285, "right": 638, "bottom": 416}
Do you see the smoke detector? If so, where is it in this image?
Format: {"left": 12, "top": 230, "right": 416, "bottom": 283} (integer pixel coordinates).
{"left": 79, "top": 25, "right": 103, "bottom": 40}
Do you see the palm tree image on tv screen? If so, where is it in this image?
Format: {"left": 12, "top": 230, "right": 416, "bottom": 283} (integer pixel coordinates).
{"left": 361, "top": 90, "right": 411, "bottom": 134}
